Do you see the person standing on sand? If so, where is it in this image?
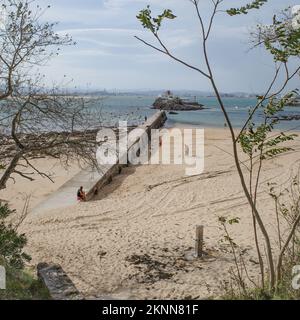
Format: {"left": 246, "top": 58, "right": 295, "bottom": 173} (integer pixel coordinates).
{"left": 77, "top": 186, "right": 86, "bottom": 202}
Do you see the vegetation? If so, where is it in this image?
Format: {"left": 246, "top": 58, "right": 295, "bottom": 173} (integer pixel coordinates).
{"left": 0, "top": 202, "right": 30, "bottom": 269}
{"left": 0, "top": 259, "right": 50, "bottom": 300}
{"left": 0, "top": 0, "right": 99, "bottom": 300}
{"left": 221, "top": 171, "right": 300, "bottom": 299}
{"left": 0, "top": 201, "right": 51, "bottom": 300}
{"left": 136, "top": 0, "right": 300, "bottom": 298}
{"left": 0, "top": 0, "right": 100, "bottom": 191}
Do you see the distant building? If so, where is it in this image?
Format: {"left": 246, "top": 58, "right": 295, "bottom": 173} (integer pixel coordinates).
{"left": 162, "top": 90, "right": 174, "bottom": 99}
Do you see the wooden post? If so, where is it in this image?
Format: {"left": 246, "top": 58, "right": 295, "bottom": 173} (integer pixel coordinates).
{"left": 195, "top": 225, "right": 204, "bottom": 258}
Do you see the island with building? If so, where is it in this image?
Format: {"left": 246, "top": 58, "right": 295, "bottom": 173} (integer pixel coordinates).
{"left": 152, "top": 90, "right": 204, "bottom": 111}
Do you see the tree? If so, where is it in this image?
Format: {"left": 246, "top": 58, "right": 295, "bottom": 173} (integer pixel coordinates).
{"left": 136, "top": 0, "right": 300, "bottom": 292}
{"left": 0, "top": 0, "right": 100, "bottom": 190}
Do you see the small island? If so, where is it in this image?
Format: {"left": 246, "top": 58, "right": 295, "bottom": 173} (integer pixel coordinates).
{"left": 152, "top": 91, "right": 204, "bottom": 111}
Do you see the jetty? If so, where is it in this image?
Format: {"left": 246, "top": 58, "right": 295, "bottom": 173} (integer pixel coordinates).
{"left": 31, "top": 111, "right": 167, "bottom": 215}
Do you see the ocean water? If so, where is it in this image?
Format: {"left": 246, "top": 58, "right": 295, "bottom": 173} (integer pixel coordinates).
{"left": 93, "top": 95, "right": 300, "bottom": 131}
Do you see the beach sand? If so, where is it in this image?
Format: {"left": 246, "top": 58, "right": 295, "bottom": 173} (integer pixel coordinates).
{"left": 3, "top": 127, "right": 300, "bottom": 299}
{"left": 0, "top": 159, "right": 82, "bottom": 215}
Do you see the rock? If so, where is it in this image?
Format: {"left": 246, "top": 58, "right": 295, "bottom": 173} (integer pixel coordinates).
{"left": 152, "top": 96, "right": 204, "bottom": 111}
{"left": 37, "top": 262, "right": 83, "bottom": 300}
{"left": 288, "top": 98, "right": 300, "bottom": 106}
{"left": 272, "top": 115, "right": 300, "bottom": 121}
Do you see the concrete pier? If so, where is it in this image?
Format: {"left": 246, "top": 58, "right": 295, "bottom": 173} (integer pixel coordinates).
{"left": 31, "top": 111, "right": 167, "bottom": 215}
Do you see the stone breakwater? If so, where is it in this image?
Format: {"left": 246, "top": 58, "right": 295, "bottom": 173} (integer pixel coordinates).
{"left": 30, "top": 111, "right": 167, "bottom": 215}
{"left": 86, "top": 110, "right": 168, "bottom": 200}
{"left": 37, "top": 263, "right": 83, "bottom": 300}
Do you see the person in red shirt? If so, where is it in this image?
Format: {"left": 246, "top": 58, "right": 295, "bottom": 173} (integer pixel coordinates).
{"left": 77, "top": 186, "right": 86, "bottom": 202}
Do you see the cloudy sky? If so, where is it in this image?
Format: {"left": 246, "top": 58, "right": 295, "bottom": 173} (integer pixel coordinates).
{"left": 37, "top": 0, "right": 299, "bottom": 93}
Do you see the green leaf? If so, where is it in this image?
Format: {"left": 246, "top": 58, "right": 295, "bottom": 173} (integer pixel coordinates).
{"left": 227, "top": 0, "right": 268, "bottom": 16}
{"left": 137, "top": 6, "right": 176, "bottom": 34}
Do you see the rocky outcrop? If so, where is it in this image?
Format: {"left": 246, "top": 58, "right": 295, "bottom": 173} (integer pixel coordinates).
{"left": 152, "top": 97, "right": 204, "bottom": 111}
{"left": 289, "top": 100, "right": 300, "bottom": 106}
{"left": 272, "top": 115, "right": 300, "bottom": 121}
{"left": 37, "top": 263, "right": 83, "bottom": 300}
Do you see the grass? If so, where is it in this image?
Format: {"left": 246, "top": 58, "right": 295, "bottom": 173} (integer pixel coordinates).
{"left": 221, "top": 273, "right": 300, "bottom": 300}
{"left": 0, "top": 264, "right": 51, "bottom": 300}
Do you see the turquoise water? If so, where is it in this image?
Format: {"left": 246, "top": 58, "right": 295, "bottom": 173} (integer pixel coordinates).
{"left": 95, "top": 95, "right": 300, "bottom": 131}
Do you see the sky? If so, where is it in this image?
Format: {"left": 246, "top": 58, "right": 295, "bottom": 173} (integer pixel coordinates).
{"left": 35, "top": 0, "right": 300, "bottom": 93}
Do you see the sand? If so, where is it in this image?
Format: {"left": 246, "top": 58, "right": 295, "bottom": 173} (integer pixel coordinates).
{"left": 0, "top": 159, "right": 81, "bottom": 214}
{"left": 3, "top": 127, "right": 300, "bottom": 299}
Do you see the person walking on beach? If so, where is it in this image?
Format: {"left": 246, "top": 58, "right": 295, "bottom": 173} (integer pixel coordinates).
{"left": 77, "top": 186, "right": 86, "bottom": 202}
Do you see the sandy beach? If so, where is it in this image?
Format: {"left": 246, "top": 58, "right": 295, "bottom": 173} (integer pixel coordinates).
{"left": 0, "top": 159, "right": 82, "bottom": 215}
{"left": 2, "top": 126, "right": 300, "bottom": 299}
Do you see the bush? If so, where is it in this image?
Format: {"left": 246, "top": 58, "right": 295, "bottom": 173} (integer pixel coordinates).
{"left": 0, "top": 203, "right": 31, "bottom": 269}
{"left": 0, "top": 262, "right": 50, "bottom": 300}
{"left": 0, "top": 202, "right": 51, "bottom": 299}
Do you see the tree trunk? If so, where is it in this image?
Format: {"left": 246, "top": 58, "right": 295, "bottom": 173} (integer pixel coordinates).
{"left": 0, "top": 152, "right": 22, "bottom": 190}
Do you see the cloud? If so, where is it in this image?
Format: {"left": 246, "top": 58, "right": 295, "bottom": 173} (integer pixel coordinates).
{"left": 57, "top": 26, "right": 199, "bottom": 55}
{"left": 103, "top": 0, "right": 183, "bottom": 10}
{"left": 58, "top": 27, "right": 140, "bottom": 35}
{"left": 37, "top": 0, "right": 299, "bottom": 92}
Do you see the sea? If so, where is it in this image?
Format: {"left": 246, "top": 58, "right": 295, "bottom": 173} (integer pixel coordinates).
{"left": 90, "top": 95, "right": 300, "bottom": 131}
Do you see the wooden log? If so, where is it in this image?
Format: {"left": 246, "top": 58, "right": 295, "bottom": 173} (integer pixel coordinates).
{"left": 195, "top": 225, "right": 204, "bottom": 258}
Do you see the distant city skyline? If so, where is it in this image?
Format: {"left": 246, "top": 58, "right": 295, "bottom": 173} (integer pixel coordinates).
{"left": 37, "top": 0, "right": 299, "bottom": 93}
{"left": 77, "top": 88, "right": 262, "bottom": 96}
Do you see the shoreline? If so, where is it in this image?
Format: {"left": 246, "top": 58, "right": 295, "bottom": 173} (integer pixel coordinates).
{"left": 168, "top": 120, "right": 300, "bottom": 132}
